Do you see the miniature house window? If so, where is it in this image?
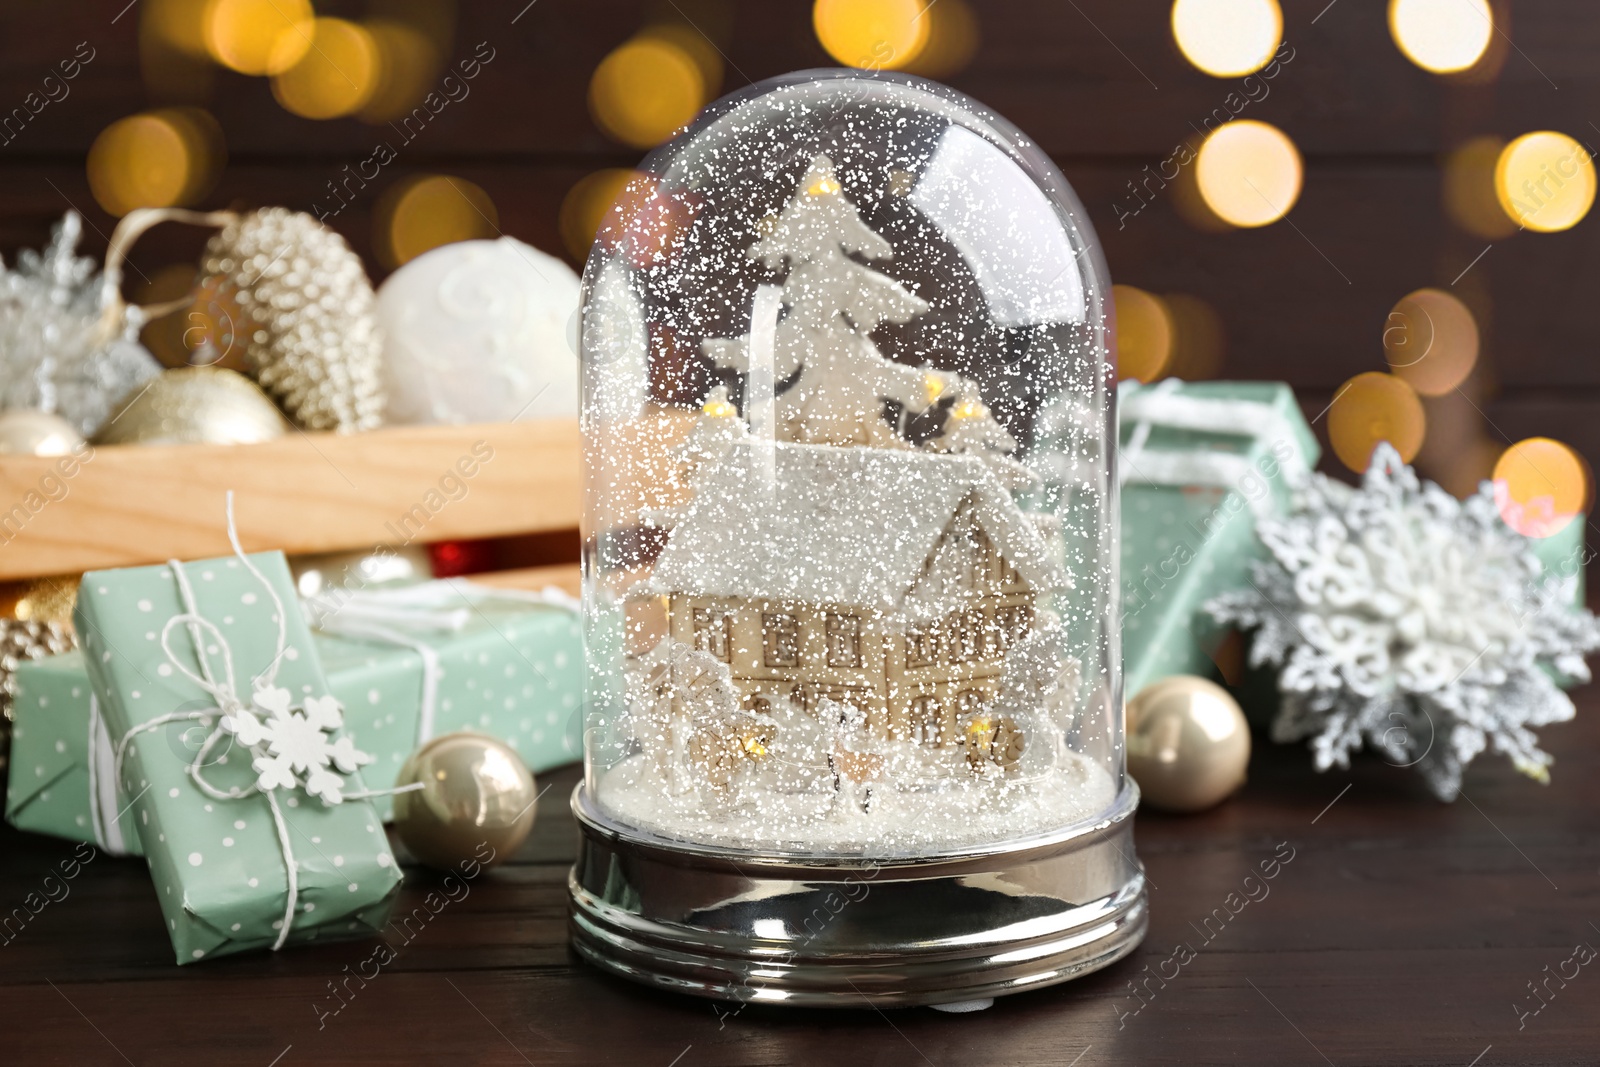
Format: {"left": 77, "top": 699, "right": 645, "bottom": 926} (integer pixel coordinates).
{"left": 692, "top": 607, "right": 732, "bottom": 661}
{"left": 994, "top": 604, "right": 1033, "bottom": 653}
{"left": 825, "top": 612, "right": 862, "bottom": 668}
{"left": 905, "top": 625, "right": 938, "bottom": 669}
{"left": 762, "top": 612, "right": 801, "bottom": 668}
{"left": 951, "top": 609, "right": 986, "bottom": 663}
{"left": 909, "top": 694, "right": 944, "bottom": 745}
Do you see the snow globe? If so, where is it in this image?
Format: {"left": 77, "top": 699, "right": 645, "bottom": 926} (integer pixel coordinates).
{"left": 570, "top": 69, "right": 1143, "bottom": 1007}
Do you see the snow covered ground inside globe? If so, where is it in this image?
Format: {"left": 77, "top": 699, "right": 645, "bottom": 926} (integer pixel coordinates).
{"left": 596, "top": 747, "right": 1117, "bottom": 855}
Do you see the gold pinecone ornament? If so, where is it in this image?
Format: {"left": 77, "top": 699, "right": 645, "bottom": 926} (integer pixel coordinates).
{"left": 199, "top": 208, "right": 385, "bottom": 432}
{"left": 0, "top": 618, "right": 77, "bottom": 780}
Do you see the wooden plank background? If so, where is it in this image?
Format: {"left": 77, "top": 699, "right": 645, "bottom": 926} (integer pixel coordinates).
{"left": 0, "top": 0, "right": 1595, "bottom": 499}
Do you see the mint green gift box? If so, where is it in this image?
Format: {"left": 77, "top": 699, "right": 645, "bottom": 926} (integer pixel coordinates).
{"left": 74, "top": 550, "right": 401, "bottom": 964}
{"left": 310, "top": 588, "right": 585, "bottom": 820}
{"left": 6, "top": 649, "right": 143, "bottom": 856}
{"left": 1119, "top": 380, "right": 1320, "bottom": 698}
{"left": 7, "top": 588, "right": 585, "bottom": 846}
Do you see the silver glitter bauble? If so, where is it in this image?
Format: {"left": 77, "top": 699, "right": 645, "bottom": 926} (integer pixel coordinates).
{"left": 0, "top": 617, "right": 77, "bottom": 780}
{"left": 0, "top": 213, "right": 162, "bottom": 436}
{"left": 93, "top": 366, "right": 291, "bottom": 446}
{"left": 198, "top": 207, "right": 385, "bottom": 432}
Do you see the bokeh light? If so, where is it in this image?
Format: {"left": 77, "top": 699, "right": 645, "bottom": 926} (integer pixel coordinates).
{"left": 1495, "top": 131, "right": 1597, "bottom": 233}
{"left": 359, "top": 19, "right": 444, "bottom": 123}
{"left": 1163, "top": 293, "right": 1227, "bottom": 379}
{"left": 560, "top": 169, "right": 640, "bottom": 261}
{"left": 1195, "top": 120, "right": 1302, "bottom": 227}
{"left": 639, "top": 22, "right": 723, "bottom": 97}
{"left": 1493, "top": 437, "right": 1590, "bottom": 538}
{"left": 589, "top": 36, "right": 706, "bottom": 149}
{"left": 137, "top": 264, "right": 202, "bottom": 368}
{"left": 903, "top": 0, "right": 980, "bottom": 79}
{"left": 204, "top": 0, "right": 314, "bottom": 75}
{"left": 376, "top": 175, "right": 500, "bottom": 269}
{"left": 1383, "top": 288, "right": 1479, "bottom": 396}
{"left": 1328, "top": 371, "right": 1427, "bottom": 472}
{"left": 143, "top": 0, "right": 211, "bottom": 57}
{"left": 813, "top": 0, "right": 929, "bottom": 70}
{"left": 1112, "top": 285, "right": 1175, "bottom": 383}
{"left": 270, "top": 18, "right": 379, "bottom": 120}
{"left": 1171, "top": 0, "right": 1282, "bottom": 77}
{"left": 1389, "top": 0, "right": 1493, "bottom": 74}
{"left": 87, "top": 111, "right": 222, "bottom": 217}
{"left": 1443, "top": 135, "right": 1518, "bottom": 239}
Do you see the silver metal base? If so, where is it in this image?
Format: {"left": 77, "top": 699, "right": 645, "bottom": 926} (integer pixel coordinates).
{"left": 567, "top": 782, "right": 1148, "bottom": 1008}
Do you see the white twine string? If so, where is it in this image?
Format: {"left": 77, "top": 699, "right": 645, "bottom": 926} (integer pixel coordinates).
{"left": 1118, "top": 379, "right": 1311, "bottom": 520}
{"left": 113, "top": 492, "right": 416, "bottom": 951}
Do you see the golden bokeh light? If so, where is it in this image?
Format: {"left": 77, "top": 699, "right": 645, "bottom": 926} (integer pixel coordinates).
{"left": 1388, "top": 0, "right": 1493, "bottom": 74}
{"left": 1195, "top": 120, "right": 1302, "bottom": 228}
{"left": 903, "top": 0, "right": 980, "bottom": 79}
{"left": 1112, "top": 285, "right": 1175, "bottom": 383}
{"left": 143, "top": 0, "right": 211, "bottom": 58}
{"left": 376, "top": 175, "right": 500, "bottom": 269}
{"left": 1164, "top": 293, "right": 1227, "bottom": 380}
{"left": 1443, "top": 135, "right": 1518, "bottom": 239}
{"left": 1493, "top": 437, "right": 1590, "bottom": 538}
{"left": 1495, "top": 131, "right": 1597, "bottom": 233}
{"left": 1328, "top": 371, "right": 1426, "bottom": 472}
{"left": 1383, "top": 288, "right": 1479, "bottom": 396}
{"left": 639, "top": 22, "right": 723, "bottom": 98}
{"left": 359, "top": 19, "right": 444, "bottom": 123}
{"left": 589, "top": 36, "right": 706, "bottom": 149}
{"left": 87, "top": 112, "right": 202, "bottom": 217}
{"left": 271, "top": 18, "right": 379, "bottom": 120}
{"left": 813, "top": 0, "right": 930, "bottom": 70}
{"left": 559, "top": 169, "right": 642, "bottom": 262}
{"left": 1171, "top": 0, "right": 1282, "bottom": 77}
{"left": 204, "top": 0, "right": 315, "bottom": 76}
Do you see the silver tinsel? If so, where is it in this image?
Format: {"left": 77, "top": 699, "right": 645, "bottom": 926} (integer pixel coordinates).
{"left": 1207, "top": 442, "right": 1600, "bottom": 801}
{"left": 0, "top": 213, "right": 162, "bottom": 436}
{"left": 199, "top": 207, "right": 385, "bottom": 432}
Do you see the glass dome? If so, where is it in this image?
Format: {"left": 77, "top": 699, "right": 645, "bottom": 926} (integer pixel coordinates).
{"left": 578, "top": 69, "right": 1121, "bottom": 861}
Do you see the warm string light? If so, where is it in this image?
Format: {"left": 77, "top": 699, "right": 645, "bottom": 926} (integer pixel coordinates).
{"left": 1328, "top": 371, "right": 1426, "bottom": 472}
{"left": 1494, "top": 131, "right": 1597, "bottom": 233}
{"left": 270, "top": 17, "right": 379, "bottom": 120}
{"left": 813, "top": 0, "right": 929, "bottom": 70}
{"left": 1195, "top": 120, "right": 1302, "bottom": 228}
{"left": 1389, "top": 0, "right": 1493, "bottom": 74}
{"left": 1112, "top": 284, "right": 1175, "bottom": 383}
{"left": 375, "top": 175, "right": 499, "bottom": 269}
{"left": 86, "top": 108, "right": 225, "bottom": 217}
{"left": 1383, "top": 288, "right": 1479, "bottom": 396}
{"left": 1493, "top": 438, "right": 1590, "bottom": 539}
{"left": 589, "top": 33, "right": 708, "bottom": 149}
{"left": 1171, "top": 0, "right": 1282, "bottom": 77}
{"left": 203, "top": 0, "right": 314, "bottom": 75}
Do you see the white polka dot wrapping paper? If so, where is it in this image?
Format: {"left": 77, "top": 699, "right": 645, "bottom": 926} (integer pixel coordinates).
{"left": 71, "top": 550, "right": 402, "bottom": 965}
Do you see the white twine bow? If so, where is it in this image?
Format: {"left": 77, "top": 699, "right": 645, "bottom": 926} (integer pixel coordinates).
{"left": 305, "top": 579, "right": 577, "bottom": 748}
{"left": 1118, "top": 378, "right": 1311, "bottom": 520}
{"left": 114, "top": 493, "right": 417, "bottom": 951}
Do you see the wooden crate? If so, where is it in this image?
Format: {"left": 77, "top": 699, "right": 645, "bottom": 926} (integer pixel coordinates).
{"left": 0, "top": 419, "right": 581, "bottom": 585}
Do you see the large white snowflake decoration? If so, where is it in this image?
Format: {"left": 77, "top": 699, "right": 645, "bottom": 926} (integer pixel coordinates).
{"left": 223, "top": 685, "right": 374, "bottom": 804}
{"left": 1206, "top": 442, "right": 1600, "bottom": 801}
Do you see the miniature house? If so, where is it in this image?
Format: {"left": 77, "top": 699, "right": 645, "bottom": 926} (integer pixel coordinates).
{"left": 650, "top": 437, "right": 1066, "bottom": 745}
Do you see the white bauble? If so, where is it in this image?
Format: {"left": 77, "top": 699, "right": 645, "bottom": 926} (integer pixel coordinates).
{"left": 375, "top": 237, "right": 581, "bottom": 424}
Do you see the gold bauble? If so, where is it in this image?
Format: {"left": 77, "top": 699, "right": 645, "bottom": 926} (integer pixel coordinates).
{"left": 198, "top": 207, "right": 386, "bottom": 432}
{"left": 0, "top": 410, "right": 85, "bottom": 456}
{"left": 1126, "top": 676, "right": 1251, "bottom": 813}
{"left": 5, "top": 575, "right": 80, "bottom": 628}
{"left": 0, "top": 617, "right": 77, "bottom": 778}
{"left": 392, "top": 731, "right": 537, "bottom": 871}
{"left": 290, "top": 544, "right": 433, "bottom": 599}
{"left": 92, "top": 366, "right": 290, "bottom": 446}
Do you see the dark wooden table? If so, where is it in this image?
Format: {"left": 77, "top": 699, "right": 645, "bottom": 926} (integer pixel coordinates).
{"left": 4, "top": 693, "right": 1598, "bottom": 1067}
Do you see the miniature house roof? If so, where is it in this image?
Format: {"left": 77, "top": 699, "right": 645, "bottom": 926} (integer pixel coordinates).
{"left": 649, "top": 440, "right": 1067, "bottom": 615}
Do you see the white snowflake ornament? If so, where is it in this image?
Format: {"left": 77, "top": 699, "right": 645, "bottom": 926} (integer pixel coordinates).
{"left": 1207, "top": 442, "right": 1600, "bottom": 801}
{"left": 224, "top": 684, "right": 372, "bottom": 804}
